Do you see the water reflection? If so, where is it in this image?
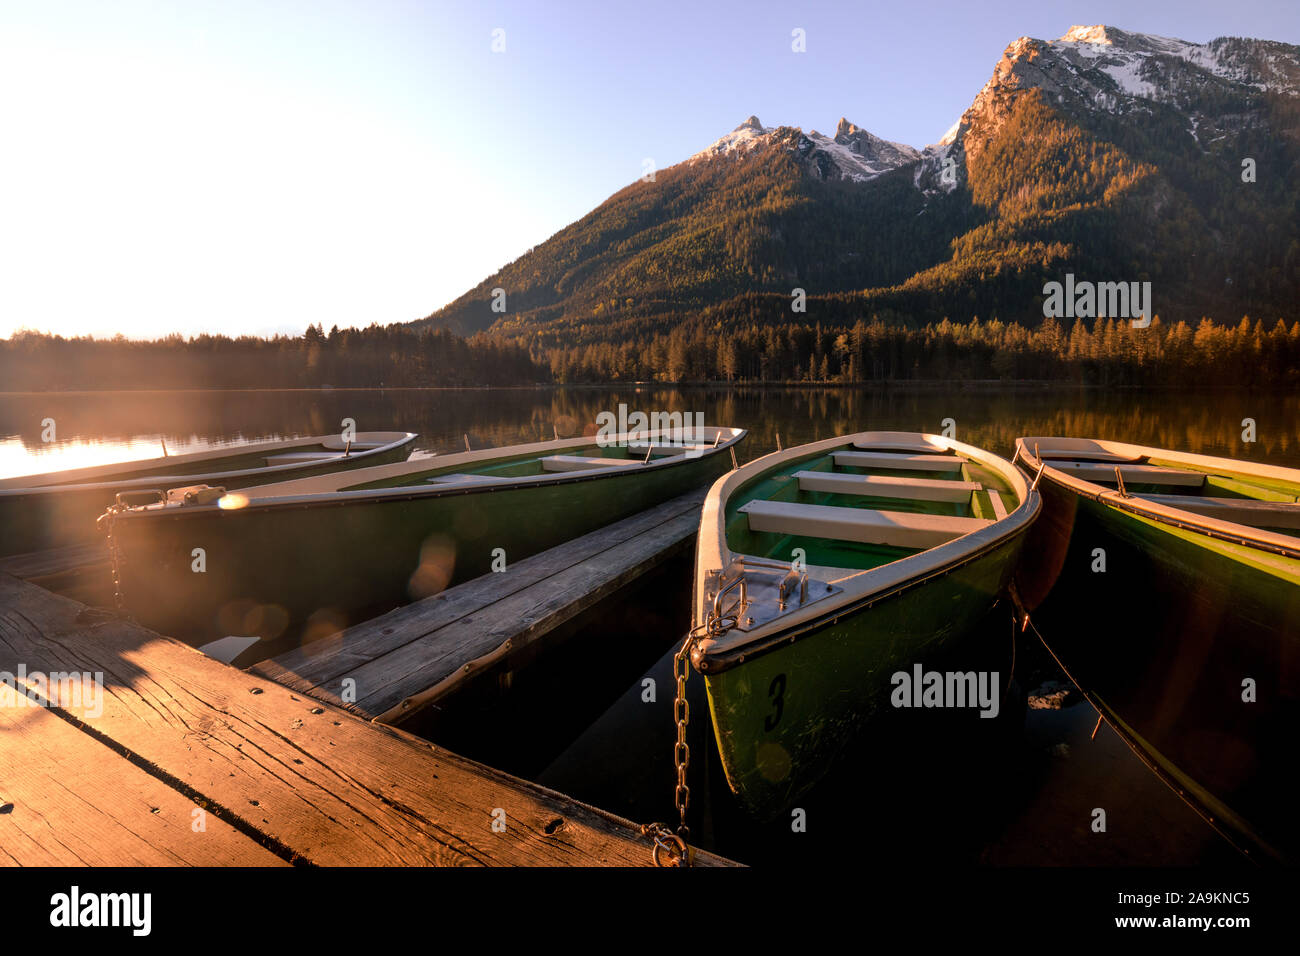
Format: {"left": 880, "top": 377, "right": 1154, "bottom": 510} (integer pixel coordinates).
{"left": 2, "top": 386, "right": 1297, "bottom": 479}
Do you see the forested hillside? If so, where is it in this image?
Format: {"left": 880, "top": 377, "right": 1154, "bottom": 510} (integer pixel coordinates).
{"left": 414, "top": 27, "right": 1300, "bottom": 354}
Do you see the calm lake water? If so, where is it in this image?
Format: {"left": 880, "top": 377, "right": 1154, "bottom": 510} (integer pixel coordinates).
{"left": 2, "top": 384, "right": 1298, "bottom": 478}
{"left": 1, "top": 385, "right": 1285, "bottom": 867}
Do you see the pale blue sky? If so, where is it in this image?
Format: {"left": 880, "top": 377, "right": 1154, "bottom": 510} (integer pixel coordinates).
{"left": 1, "top": 0, "right": 1296, "bottom": 338}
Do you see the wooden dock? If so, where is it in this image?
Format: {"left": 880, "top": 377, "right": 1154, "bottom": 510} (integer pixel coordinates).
{"left": 0, "top": 541, "right": 112, "bottom": 606}
{"left": 251, "top": 489, "right": 706, "bottom": 724}
{"left": 0, "top": 561, "right": 736, "bottom": 866}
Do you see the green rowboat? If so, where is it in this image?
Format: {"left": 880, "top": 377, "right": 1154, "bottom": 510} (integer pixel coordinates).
{"left": 1014, "top": 436, "right": 1300, "bottom": 862}
{"left": 690, "top": 431, "right": 1040, "bottom": 816}
{"left": 0, "top": 431, "right": 416, "bottom": 558}
{"left": 103, "top": 426, "right": 746, "bottom": 642}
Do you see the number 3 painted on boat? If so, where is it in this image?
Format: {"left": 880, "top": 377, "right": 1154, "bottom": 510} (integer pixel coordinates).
{"left": 765, "top": 673, "right": 787, "bottom": 731}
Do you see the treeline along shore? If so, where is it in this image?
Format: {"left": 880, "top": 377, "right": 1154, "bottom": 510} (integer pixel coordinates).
{"left": 542, "top": 315, "right": 1300, "bottom": 388}
{"left": 0, "top": 325, "right": 545, "bottom": 391}
{"left": 3, "top": 314, "right": 1297, "bottom": 391}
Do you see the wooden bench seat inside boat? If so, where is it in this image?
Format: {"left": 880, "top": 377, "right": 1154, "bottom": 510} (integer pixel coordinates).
{"left": 852, "top": 439, "right": 949, "bottom": 455}
{"left": 832, "top": 451, "right": 967, "bottom": 473}
{"left": 1138, "top": 494, "right": 1300, "bottom": 530}
{"left": 1035, "top": 449, "right": 1142, "bottom": 463}
{"left": 793, "top": 471, "right": 980, "bottom": 503}
{"left": 263, "top": 451, "right": 345, "bottom": 465}
{"left": 540, "top": 455, "right": 643, "bottom": 472}
{"left": 425, "top": 473, "right": 517, "bottom": 485}
{"left": 1051, "top": 461, "right": 1205, "bottom": 487}
{"left": 320, "top": 439, "right": 385, "bottom": 451}
{"left": 739, "top": 499, "right": 991, "bottom": 549}
{"left": 986, "top": 489, "right": 1008, "bottom": 520}
{"left": 625, "top": 442, "right": 709, "bottom": 456}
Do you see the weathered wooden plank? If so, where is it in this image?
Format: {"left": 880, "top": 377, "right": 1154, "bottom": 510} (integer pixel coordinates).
{"left": 0, "top": 702, "right": 286, "bottom": 867}
{"left": 360, "top": 508, "right": 700, "bottom": 723}
{"left": 0, "top": 573, "right": 736, "bottom": 867}
{"left": 0, "top": 542, "right": 109, "bottom": 581}
{"left": 252, "top": 489, "right": 706, "bottom": 692}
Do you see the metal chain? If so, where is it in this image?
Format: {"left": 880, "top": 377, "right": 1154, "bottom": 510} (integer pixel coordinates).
{"left": 671, "top": 630, "right": 697, "bottom": 840}
{"left": 97, "top": 490, "right": 167, "bottom": 618}
{"left": 103, "top": 505, "right": 127, "bottom": 612}
{"left": 645, "top": 605, "right": 743, "bottom": 867}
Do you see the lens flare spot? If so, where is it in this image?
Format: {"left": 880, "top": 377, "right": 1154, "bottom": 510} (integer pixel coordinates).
{"left": 302, "top": 607, "right": 348, "bottom": 645}
{"left": 756, "top": 741, "right": 792, "bottom": 783}
{"left": 408, "top": 534, "right": 456, "bottom": 600}
{"left": 244, "top": 603, "right": 289, "bottom": 641}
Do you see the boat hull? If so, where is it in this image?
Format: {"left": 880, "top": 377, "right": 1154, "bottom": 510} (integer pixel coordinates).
{"left": 0, "top": 434, "right": 415, "bottom": 557}
{"left": 1020, "top": 475, "right": 1300, "bottom": 862}
{"left": 111, "top": 447, "right": 735, "bottom": 642}
{"left": 700, "top": 533, "right": 1024, "bottom": 816}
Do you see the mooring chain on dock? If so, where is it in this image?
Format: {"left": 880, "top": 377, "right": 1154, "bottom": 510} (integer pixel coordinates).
{"left": 671, "top": 630, "right": 695, "bottom": 834}
{"left": 92, "top": 502, "right": 138, "bottom": 620}
{"left": 645, "top": 611, "right": 736, "bottom": 867}
{"left": 102, "top": 505, "right": 128, "bottom": 613}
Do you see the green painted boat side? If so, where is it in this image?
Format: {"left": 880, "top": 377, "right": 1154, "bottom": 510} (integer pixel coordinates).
{"left": 701, "top": 533, "right": 1025, "bottom": 815}
{"left": 110, "top": 432, "right": 744, "bottom": 642}
{"left": 691, "top": 431, "right": 1039, "bottom": 816}
{"left": 1014, "top": 436, "right": 1300, "bottom": 862}
{"left": 0, "top": 432, "right": 417, "bottom": 557}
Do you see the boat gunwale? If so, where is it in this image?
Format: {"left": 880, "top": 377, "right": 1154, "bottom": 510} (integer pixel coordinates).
{"left": 1014, "top": 436, "right": 1300, "bottom": 561}
{"left": 692, "top": 431, "right": 1040, "bottom": 673}
{"left": 109, "top": 427, "right": 748, "bottom": 520}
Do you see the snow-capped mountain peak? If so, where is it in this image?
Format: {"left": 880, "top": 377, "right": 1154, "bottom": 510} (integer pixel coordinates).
{"left": 691, "top": 115, "right": 775, "bottom": 160}
{"left": 912, "top": 24, "right": 1300, "bottom": 196}
{"left": 690, "top": 115, "right": 919, "bottom": 182}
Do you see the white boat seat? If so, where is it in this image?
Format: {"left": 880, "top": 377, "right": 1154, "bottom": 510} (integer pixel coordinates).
{"left": 987, "top": 489, "right": 1008, "bottom": 520}
{"left": 1052, "top": 462, "right": 1205, "bottom": 487}
{"left": 625, "top": 442, "right": 709, "bottom": 456}
{"left": 320, "top": 439, "right": 385, "bottom": 451}
{"left": 263, "top": 452, "right": 343, "bottom": 465}
{"left": 1138, "top": 494, "right": 1300, "bottom": 530}
{"left": 739, "top": 499, "right": 991, "bottom": 549}
{"left": 852, "top": 439, "right": 948, "bottom": 455}
{"left": 794, "top": 471, "right": 979, "bottom": 503}
{"left": 832, "top": 451, "right": 966, "bottom": 473}
{"left": 425, "top": 473, "right": 516, "bottom": 485}
{"left": 1036, "top": 449, "right": 1141, "bottom": 463}
{"left": 540, "top": 455, "right": 643, "bottom": 472}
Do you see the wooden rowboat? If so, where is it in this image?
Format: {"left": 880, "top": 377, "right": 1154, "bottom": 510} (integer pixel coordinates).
{"left": 1014, "top": 436, "right": 1300, "bottom": 863}
{"left": 102, "top": 426, "right": 746, "bottom": 642}
{"left": 0, "top": 432, "right": 417, "bottom": 557}
{"left": 690, "top": 431, "right": 1040, "bottom": 815}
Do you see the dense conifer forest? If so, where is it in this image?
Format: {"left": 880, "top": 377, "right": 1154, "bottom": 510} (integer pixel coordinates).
{"left": 3, "top": 314, "right": 1295, "bottom": 390}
